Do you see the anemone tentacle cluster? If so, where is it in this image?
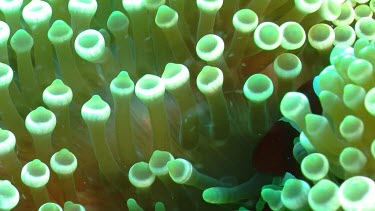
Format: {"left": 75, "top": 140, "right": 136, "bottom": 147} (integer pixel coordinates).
{"left": 0, "top": 0, "right": 372, "bottom": 210}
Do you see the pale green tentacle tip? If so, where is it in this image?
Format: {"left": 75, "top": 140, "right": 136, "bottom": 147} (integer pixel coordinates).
{"left": 155, "top": 5, "right": 178, "bottom": 29}
{"left": 43, "top": 79, "right": 73, "bottom": 109}
{"left": 196, "top": 34, "right": 224, "bottom": 62}
{"left": 0, "top": 62, "right": 13, "bottom": 88}
{"left": 22, "top": 0, "right": 52, "bottom": 27}
{"left": 338, "top": 176, "right": 375, "bottom": 210}
{"left": 50, "top": 148, "right": 77, "bottom": 175}
{"left": 196, "top": 0, "right": 223, "bottom": 13}
{"left": 135, "top": 74, "right": 165, "bottom": 104}
{"left": 202, "top": 187, "right": 222, "bottom": 204}
{"left": 261, "top": 188, "right": 283, "bottom": 211}
{"left": 280, "top": 92, "right": 311, "bottom": 120}
{"left": 371, "top": 0, "right": 375, "bottom": 13}
{"left": 371, "top": 139, "right": 375, "bottom": 159}
{"left": 308, "top": 179, "right": 340, "bottom": 211}
{"left": 107, "top": 11, "right": 129, "bottom": 33}
{"left": 280, "top": 22, "right": 306, "bottom": 50}
{"left": 128, "top": 162, "right": 155, "bottom": 189}
{"left": 254, "top": 22, "right": 282, "bottom": 50}
{"left": 75, "top": 29, "right": 106, "bottom": 63}
{"left": 308, "top": 23, "right": 335, "bottom": 51}
{"left": 126, "top": 198, "right": 144, "bottom": 211}
{"left": 122, "top": 0, "right": 144, "bottom": 11}
{"left": 305, "top": 114, "right": 329, "bottom": 135}
{"left": 274, "top": 53, "right": 302, "bottom": 80}
{"left": 196, "top": 66, "right": 223, "bottom": 95}
{"left": 154, "top": 202, "right": 165, "bottom": 211}
{"left": 81, "top": 95, "right": 111, "bottom": 124}
{"left": 0, "top": 0, "right": 23, "bottom": 12}
{"left": 149, "top": 150, "right": 174, "bottom": 177}
{"left": 64, "top": 201, "right": 86, "bottom": 211}
{"left": 25, "top": 106, "right": 56, "bottom": 136}
{"left": 333, "top": 2, "right": 355, "bottom": 26}
{"left": 110, "top": 71, "right": 134, "bottom": 97}
{"left": 232, "top": 9, "right": 258, "bottom": 33}
{"left": 21, "top": 159, "right": 50, "bottom": 188}
{"left": 144, "top": 0, "right": 165, "bottom": 11}
{"left": 339, "top": 115, "right": 364, "bottom": 143}
{"left": 243, "top": 73, "right": 273, "bottom": 103}
{"left": 48, "top": 20, "right": 73, "bottom": 44}
{"left": 0, "top": 21, "right": 10, "bottom": 44}
{"left": 339, "top": 147, "right": 367, "bottom": 174}
{"left": 68, "top": 0, "right": 98, "bottom": 16}
{"left": 0, "top": 61, "right": 13, "bottom": 90}
{"left": 167, "top": 158, "right": 192, "bottom": 184}
{"left": 355, "top": 17, "right": 375, "bottom": 40}
{"left": 0, "top": 180, "right": 19, "bottom": 211}
{"left": 354, "top": 5, "right": 373, "bottom": 20}
{"left": 301, "top": 153, "right": 329, "bottom": 181}
{"left": 0, "top": 128, "right": 16, "bottom": 156}
{"left": 364, "top": 87, "right": 375, "bottom": 116}
{"left": 281, "top": 179, "right": 310, "bottom": 210}
{"left": 295, "top": 0, "right": 323, "bottom": 14}
{"left": 38, "top": 202, "right": 62, "bottom": 211}
{"left": 162, "top": 63, "right": 190, "bottom": 91}
{"left": 10, "top": 29, "right": 33, "bottom": 53}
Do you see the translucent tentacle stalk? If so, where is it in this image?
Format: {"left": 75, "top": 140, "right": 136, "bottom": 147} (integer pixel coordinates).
{"left": 0, "top": 21, "right": 10, "bottom": 64}
{"left": 10, "top": 29, "right": 42, "bottom": 107}
{"left": 155, "top": 5, "right": 198, "bottom": 76}
{"left": 0, "top": 63, "right": 32, "bottom": 152}
{"left": 162, "top": 63, "right": 199, "bottom": 150}
{"left": 273, "top": 53, "right": 302, "bottom": 100}
{"left": 25, "top": 107, "right": 56, "bottom": 165}
{"left": 243, "top": 74, "right": 274, "bottom": 136}
{"left": 226, "top": 9, "right": 258, "bottom": 71}
{"left": 196, "top": 0, "right": 223, "bottom": 40}
{"left": 123, "top": 0, "right": 155, "bottom": 76}
{"left": 280, "top": 92, "right": 312, "bottom": 133}
{"left": 0, "top": 129, "right": 23, "bottom": 188}
{"left": 68, "top": 0, "right": 97, "bottom": 37}
{"left": 110, "top": 71, "right": 138, "bottom": 166}
{"left": 50, "top": 149, "right": 78, "bottom": 203}
{"left": 203, "top": 173, "right": 273, "bottom": 204}
{"left": 167, "top": 158, "right": 230, "bottom": 190}
{"left": 0, "top": 0, "right": 23, "bottom": 35}
{"left": 75, "top": 29, "right": 119, "bottom": 82}
{"left": 128, "top": 162, "right": 155, "bottom": 209}
{"left": 48, "top": 20, "right": 92, "bottom": 104}
{"left": 197, "top": 66, "right": 230, "bottom": 144}
{"left": 135, "top": 75, "right": 171, "bottom": 151}
{"left": 107, "top": 11, "right": 135, "bottom": 75}
{"left": 22, "top": 0, "right": 55, "bottom": 89}
{"left": 246, "top": 0, "right": 271, "bottom": 16}
{"left": 145, "top": 0, "right": 172, "bottom": 74}
{"left": 43, "top": 80, "right": 73, "bottom": 151}
{"left": 81, "top": 95, "right": 128, "bottom": 190}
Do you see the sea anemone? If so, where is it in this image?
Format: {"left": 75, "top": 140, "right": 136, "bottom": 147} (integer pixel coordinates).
{"left": 0, "top": 0, "right": 372, "bottom": 210}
